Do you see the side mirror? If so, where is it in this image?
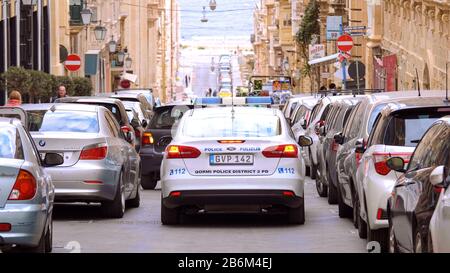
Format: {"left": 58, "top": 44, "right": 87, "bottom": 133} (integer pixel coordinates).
{"left": 300, "top": 118, "right": 307, "bottom": 130}
{"left": 334, "top": 133, "right": 344, "bottom": 145}
{"left": 286, "top": 118, "right": 292, "bottom": 126}
{"left": 141, "top": 119, "right": 148, "bottom": 128}
{"left": 430, "top": 166, "right": 446, "bottom": 186}
{"left": 298, "top": 135, "right": 313, "bottom": 147}
{"left": 355, "top": 138, "right": 366, "bottom": 154}
{"left": 386, "top": 157, "right": 406, "bottom": 173}
{"left": 43, "top": 153, "right": 64, "bottom": 167}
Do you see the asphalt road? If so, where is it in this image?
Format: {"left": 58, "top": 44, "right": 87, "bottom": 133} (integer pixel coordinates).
{"left": 52, "top": 177, "right": 367, "bottom": 253}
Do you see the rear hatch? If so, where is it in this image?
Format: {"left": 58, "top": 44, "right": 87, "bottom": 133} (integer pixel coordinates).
{"left": 0, "top": 160, "right": 23, "bottom": 208}
{"left": 30, "top": 132, "right": 106, "bottom": 167}
{"left": 177, "top": 139, "right": 283, "bottom": 177}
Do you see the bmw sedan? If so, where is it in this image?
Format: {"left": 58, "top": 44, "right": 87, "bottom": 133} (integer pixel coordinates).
{"left": 160, "top": 107, "right": 309, "bottom": 225}
{"left": 21, "top": 104, "right": 141, "bottom": 219}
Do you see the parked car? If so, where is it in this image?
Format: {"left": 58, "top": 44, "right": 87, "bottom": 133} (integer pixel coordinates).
{"left": 115, "top": 88, "right": 156, "bottom": 109}
{"left": 316, "top": 97, "right": 362, "bottom": 205}
{"left": 283, "top": 95, "right": 313, "bottom": 120}
{"left": 124, "top": 107, "right": 145, "bottom": 152}
{"left": 109, "top": 92, "right": 154, "bottom": 113}
{"left": 387, "top": 116, "right": 450, "bottom": 253}
{"left": 21, "top": 103, "right": 141, "bottom": 218}
{"left": 55, "top": 97, "right": 137, "bottom": 148}
{"left": 335, "top": 91, "right": 447, "bottom": 227}
{"left": 0, "top": 107, "right": 62, "bottom": 253}
{"left": 355, "top": 98, "right": 450, "bottom": 251}
{"left": 140, "top": 103, "right": 195, "bottom": 189}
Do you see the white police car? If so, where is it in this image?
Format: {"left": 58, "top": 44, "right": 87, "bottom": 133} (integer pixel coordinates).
{"left": 160, "top": 102, "right": 311, "bottom": 225}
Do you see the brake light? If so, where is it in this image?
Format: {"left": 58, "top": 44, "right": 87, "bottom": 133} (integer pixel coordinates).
{"left": 331, "top": 140, "right": 339, "bottom": 152}
{"left": 263, "top": 144, "right": 298, "bottom": 158}
{"left": 80, "top": 144, "right": 108, "bottom": 160}
{"left": 218, "top": 140, "right": 245, "bottom": 144}
{"left": 166, "top": 145, "right": 201, "bottom": 159}
{"left": 315, "top": 120, "right": 325, "bottom": 135}
{"left": 283, "top": 191, "right": 295, "bottom": 197}
{"left": 434, "top": 186, "right": 444, "bottom": 195}
{"left": 377, "top": 208, "right": 388, "bottom": 220}
{"left": 0, "top": 223, "right": 11, "bottom": 232}
{"left": 142, "top": 132, "right": 155, "bottom": 146}
{"left": 373, "top": 152, "right": 412, "bottom": 176}
{"left": 121, "top": 126, "right": 132, "bottom": 133}
{"left": 170, "top": 191, "right": 182, "bottom": 197}
{"left": 8, "top": 170, "right": 37, "bottom": 201}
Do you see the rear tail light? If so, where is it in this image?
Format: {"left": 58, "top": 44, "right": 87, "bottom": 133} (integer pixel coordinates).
{"left": 142, "top": 132, "right": 155, "bottom": 146}
{"left": 315, "top": 120, "right": 325, "bottom": 135}
{"left": 170, "top": 191, "right": 182, "bottom": 197}
{"left": 8, "top": 170, "right": 37, "bottom": 201}
{"left": 121, "top": 126, "right": 132, "bottom": 133}
{"left": 331, "top": 140, "right": 339, "bottom": 152}
{"left": 283, "top": 191, "right": 295, "bottom": 197}
{"left": 263, "top": 144, "right": 298, "bottom": 158}
{"left": 218, "top": 140, "right": 245, "bottom": 144}
{"left": 434, "top": 186, "right": 445, "bottom": 195}
{"left": 376, "top": 208, "right": 388, "bottom": 220}
{"left": 373, "top": 152, "right": 412, "bottom": 176}
{"left": 80, "top": 143, "right": 108, "bottom": 160}
{"left": 0, "top": 223, "right": 11, "bottom": 232}
{"left": 166, "top": 145, "right": 201, "bottom": 159}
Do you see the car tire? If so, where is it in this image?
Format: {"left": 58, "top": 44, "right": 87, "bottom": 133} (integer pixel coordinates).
{"left": 44, "top": 219, "right": 53, "bottom": 253}
{"left": 327, "top": 181, "right": 338, "bottom": 205}
{"left": 315, "top": 175, "right": 328, "bottom": 198}
{"left": 141, "top": 174, "right": 158, "bottom": 190}
{"left": 414, "top": 227, "right": 427, "bottom": 253}
{"left": 351, "top": 188, "right": 359, "bottom": 228}
{"left": 127, "top": 187, "right": 141, "bottom": 208}
{"left": 310, "top": 154, "right": 317, "bottom": 180}
{"left": 389, "top": 220, "right": 398, "bottom": 253}
{"left": 161, "top": 198, "right": 180, "bottom": 225}
{"left": 368, "top": 227, "right": 388, "bottom": 253}
{"left": 305, "top": 165, "right": 311, "bottom": 177}
{"left": 337, "top": 185, "right": 352, "bottom": 218}
{"left": 288, "top": 200, "right": 305, "bottom": 225}
{"left": 356, "top": 196, "right": 367, "bottom": 239}
{"left": 102, "top": 173, "right": 126, "bottom": 219}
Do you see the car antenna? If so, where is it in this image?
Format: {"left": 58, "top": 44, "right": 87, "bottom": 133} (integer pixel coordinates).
{"left": 415, "top": 68, "right": 421, "bottom": 97}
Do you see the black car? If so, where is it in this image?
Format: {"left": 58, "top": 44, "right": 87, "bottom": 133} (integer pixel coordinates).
{"left": 387, "top": 115, "right": 450, "bottom": 253}
{"left": 140, "top": 103, "right": 195, "bottom": 189}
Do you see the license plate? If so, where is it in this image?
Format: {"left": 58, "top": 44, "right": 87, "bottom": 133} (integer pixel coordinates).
{"left": 210, "top": 154, "right": 254, "bottom": 166}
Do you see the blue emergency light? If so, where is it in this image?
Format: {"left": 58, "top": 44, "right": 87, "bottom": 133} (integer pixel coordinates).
{"left": 246, "top": 97, "right": 274, "bottom": 105}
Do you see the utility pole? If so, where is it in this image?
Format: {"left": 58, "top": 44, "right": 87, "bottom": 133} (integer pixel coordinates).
{"left": 37, "top": 0, "right": 42, "bottom": 71}
{"left": 161, "top": 7, "right": 167, "bottom": 103}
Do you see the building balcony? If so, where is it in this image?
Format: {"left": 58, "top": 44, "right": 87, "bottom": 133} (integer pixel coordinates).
{"left": 69, "top": 0, "right": 85, "bottom": 26}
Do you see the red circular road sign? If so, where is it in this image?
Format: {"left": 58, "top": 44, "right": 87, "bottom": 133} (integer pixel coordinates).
{"left": 120, "top": 80, "right": 131, "bottom": 89}
{"left": 64, "top": 54, "right": 82, "bottom": 72}
{"left": 337, "top": 34, "right": 354, "bottom": 52}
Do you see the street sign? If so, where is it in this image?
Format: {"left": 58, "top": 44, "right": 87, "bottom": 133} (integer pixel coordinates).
{"left": 64, "top": 54, "right": 82, "bottom": 72}
{"left": 337, "top": 34, "right": 354, "bottom": 52}
{"left": 309, "top": 44, "right": 325, "bottom": 61}
{"left": 338, "top": 52, "right": 352, "bottom": 63}
{"left": 348, "top": 61, "right": 366, "bottom": 80}
{"left": 326, "top": 16, "right": 342, "bottom": 41}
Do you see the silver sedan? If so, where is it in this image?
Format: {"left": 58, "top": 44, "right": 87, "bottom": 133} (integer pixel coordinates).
{"left": 21, "top": 104, "right": 141, "bottom": 218}
{"left": 0, "top": 108, "right": 62, "bottom": 253}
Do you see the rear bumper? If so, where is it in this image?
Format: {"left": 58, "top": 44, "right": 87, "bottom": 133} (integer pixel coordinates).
{"left": 163, "top": 190, "right": 303, "bottom": 209}
{"left": 46, "top": 162, "right": 120, "bottom": 202}
{"left": 0, "top": 204, "right": 48, "bottom": 247}
{"left": 140, "top": 146, "right": 164, "bottom": 175}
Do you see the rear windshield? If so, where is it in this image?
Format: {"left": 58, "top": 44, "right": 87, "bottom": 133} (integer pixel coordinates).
{"left": 150, "top": 106, "right": 192, "bottom": 129}
{"left": 383, "top": 112, "right": 445, "bottom": 147}
{"left": 28, "top": 111, "right": 99, "bottom": 133}
{"left": 0, "top": 126, "right": 23, "bottom": 159}
{"left": 183, "top": 115, "right": 281, "bottom": 138}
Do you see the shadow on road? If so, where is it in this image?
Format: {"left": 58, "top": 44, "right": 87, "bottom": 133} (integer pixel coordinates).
{"left": 176, "top": 213, "right": 296, "bottom": 228}
{"left": 52, "top": 203, "right": 140, "bottom": 221}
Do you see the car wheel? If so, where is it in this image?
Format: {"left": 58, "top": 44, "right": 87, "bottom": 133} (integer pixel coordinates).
{"left": 127, "top": 186, "right": 141, "bottom": 208}
{"left": 315, "top": 174, "right": 328, "bottom": 198}
{"left": 414, "top": 228, "right": 427, "bottom": 253}
{"left": 368, "top": 227, "right": 389, "bottom": 253}
{"left": 356, "top": 196, "right": 367, "bottom": 239}
{"left": 352, "top": 188, "right": 359, "bottom": 228}
{"left": 389, "top": 220, "right": 398, "bottom": 253}
{"left": 288, "top": 200, "right": 305, "bottom": 225}
{"left": 337, "top": 184, "right": 352, "bottom": 218}
{"left": 141, "top": 173, "right": 158, "bottom": 190}
{"left": 327, "top": 181, "right": 338, "bottom": 205}
{"left": 305, "top": 165, "right": 311, "bottom": 177}
{"left": 310, "top": 154, "right": 317, "bottom": 180}
{"left": 161, "top": 198, "right": 180, "bottom": 225}
{"left": 44, "top": 219, "right": 53, "bottom": 253}
{"left": 102, "top": 173, "right": 126, "bottom": 219}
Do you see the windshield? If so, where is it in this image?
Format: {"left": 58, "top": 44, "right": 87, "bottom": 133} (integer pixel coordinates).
{"left": 183, "top": 115, "right": 281, "bottom": 138}
{"left": 383, "top": 113, "right": 444, "bottom": 147}
{"left": 0, "top": 126, "right": 22, "bottom": 159}
{"left": 28, "top": 110, "right": 99, "bottom": 133}
{"left": 150, "top": 106, "right": 192, "bottom": 129}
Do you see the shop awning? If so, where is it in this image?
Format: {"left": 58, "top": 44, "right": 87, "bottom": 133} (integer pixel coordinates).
{"left": 308, "top": 53, "right": 340, "bottom": 66}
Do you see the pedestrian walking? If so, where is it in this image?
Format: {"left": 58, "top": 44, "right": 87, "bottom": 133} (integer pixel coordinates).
{"left": 50, "top": 85, "right": 68, "bottom": 103}
{"left": 5, "top": 90, "right": 22, "bottom": 107}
